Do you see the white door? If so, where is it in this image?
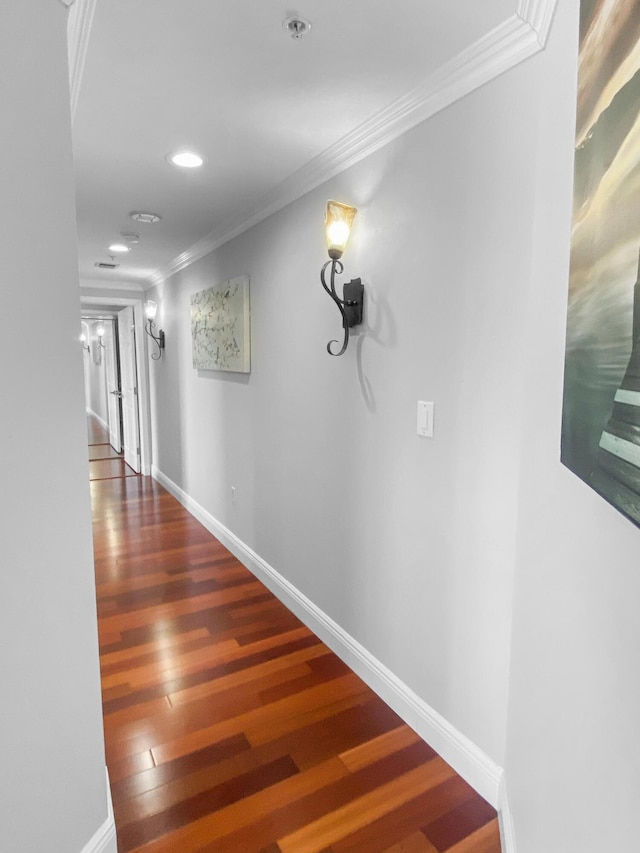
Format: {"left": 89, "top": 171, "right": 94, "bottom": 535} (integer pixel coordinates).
{"left": 117, "top": 307, "right": 141, "bottom": 473}
{"left": 103, "top": 320, "right": 123, "bottom": 453}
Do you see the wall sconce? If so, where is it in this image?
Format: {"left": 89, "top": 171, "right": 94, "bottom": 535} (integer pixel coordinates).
{"left": 144, "top": 301, "right": 165, "bottom": 360}
{"left": 79, "top": 333, "right": 90, "bottom": 352}
{"left": 96, "top": 324, "right": 107, "bottom": 349}
{"left": 320, "top": 200, "right": 363, "bottom": 356}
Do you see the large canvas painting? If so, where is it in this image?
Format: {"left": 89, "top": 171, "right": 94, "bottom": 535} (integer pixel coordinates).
{"left": 562, "top": 0, "right": 640, "bottom": 525}
{"left": 190, "top": 275, "right": 251, "bottom": 373}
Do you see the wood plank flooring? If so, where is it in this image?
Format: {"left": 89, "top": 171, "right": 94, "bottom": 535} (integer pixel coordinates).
{"left": 88, "top": 417, "right": 502, "bottom": 852}
{"left": 88, "top": 418, "right": 137, "bottom": 480}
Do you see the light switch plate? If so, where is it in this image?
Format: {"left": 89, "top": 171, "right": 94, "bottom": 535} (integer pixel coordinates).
{"left": 417, "top": 401, "right": 434, "bottom": 437}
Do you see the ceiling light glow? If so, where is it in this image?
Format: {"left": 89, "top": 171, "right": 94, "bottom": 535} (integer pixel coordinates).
{"left": 108, "top": 243, "right": 130, "bottom": 253}
{"left": 169, "top": 150, "right": 205, "bottom": 168}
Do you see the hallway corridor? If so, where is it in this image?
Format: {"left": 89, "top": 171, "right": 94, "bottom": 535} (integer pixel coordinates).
{"left": 88, "top": 417, "right": 501, "bottom": 852}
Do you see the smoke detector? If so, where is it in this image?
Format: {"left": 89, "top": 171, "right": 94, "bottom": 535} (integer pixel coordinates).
{"left": 130, "top": 211, "right": 161, "bottom": 224}
{"left": 283, "top": 16, "right": 312, "bottom": 39}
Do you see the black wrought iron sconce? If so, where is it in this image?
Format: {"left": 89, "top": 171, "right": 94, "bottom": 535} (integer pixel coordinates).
{"left": 96, "top": 324, "right": 107, "bottom": 349}
{"left": 79, "top": 332, "right": 90, "bottom": 352}
{"left": 144, "top": 301, "right": 165, "bottom": 360}
{"left": 321, "top": 200, "right": 363, "bottom": 356}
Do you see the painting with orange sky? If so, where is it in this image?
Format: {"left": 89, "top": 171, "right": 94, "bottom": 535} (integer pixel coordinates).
{"left": 562, "top": 0, "right": 640, "bottom": 525}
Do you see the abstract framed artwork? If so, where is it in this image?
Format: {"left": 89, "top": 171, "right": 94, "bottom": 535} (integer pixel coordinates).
{"left": 190, "top": 275, "right": 251, "bottom": 373}
{"left": 561, "top": 0, "right": 640, "bottom": 526}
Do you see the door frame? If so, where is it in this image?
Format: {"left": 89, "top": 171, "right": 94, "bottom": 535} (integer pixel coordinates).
{"left": 81, "top": 295, "right": 152, "bottom": 476}
{"left": 117, "top": 306, "right": 141, "bottom": 473}
{"left": 102, "top": 318, "right": 123, "bottom": 454}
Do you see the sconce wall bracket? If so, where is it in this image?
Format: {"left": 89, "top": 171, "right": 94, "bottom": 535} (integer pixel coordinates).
{"left": 145, "top": 319, "right": 165, "bottom": 360}
{"left": 321, "top": 259, "right": 364, "bottom": 357}
{"left": 343, "top": 277, "right": 364, "bottom": 328}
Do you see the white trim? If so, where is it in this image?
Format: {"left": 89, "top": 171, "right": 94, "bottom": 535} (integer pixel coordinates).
{"left": 81, "top": 277, "right": 145, "bottom": 293}
{"left": 152, "top": 466, "right": 503, "bottom": 806}
{"left": 79, "top": 767, "right": 117, "bottom": 853}
{"left": 82, "top": 295, "right": 153, "bottom": 477}
{"left": 498, "top": 774, "right": 517, "bottom": 853}
{"left": 152, "top": 0, "right": 558, "bottom": 285}
{"left": 518, "top": 0, "right": 558, "bottom": 46}
{"left": 87, "top": 408, "right": 109, "bottom": 433}
{"left": 599, "top": 431, "right": 640, "bottom": 468}
{"left": 66, "top": 0, "right": 98, "bottom": 123}
{"left": 614, "top": 388, "right": 640, "bottom": 407}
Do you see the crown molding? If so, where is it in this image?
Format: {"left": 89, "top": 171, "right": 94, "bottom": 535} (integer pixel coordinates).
{"left": 150, "top": 0, "right": 556, "bottom": 285}
{"left": 66, "top": 0, "right": 97, "bottom": 122}
{"left": 518, "top": 0, "right": 557, "bottom": 46}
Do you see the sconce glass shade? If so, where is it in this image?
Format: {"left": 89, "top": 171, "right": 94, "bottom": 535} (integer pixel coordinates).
{"left": 80, "top": 333, "right": 87, "bottom": 343}
{"left": 96, "top": 324, "right": 105, "bottom": 337}
{"left": 325, "top": 200, "right": 357, "bottom": 259}
{"left": 144, "top": 300, "right": 157, "bottom": 320}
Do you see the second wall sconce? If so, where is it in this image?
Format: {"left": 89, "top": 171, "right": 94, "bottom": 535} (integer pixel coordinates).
{"left": 144, "top": 300, "right": 165, "bottom": 360}
{"left": 96, "top": 323, "right": 107, "bottom": 349}
{"left": 320, "top": 200, "right": 363, "bottom": 356}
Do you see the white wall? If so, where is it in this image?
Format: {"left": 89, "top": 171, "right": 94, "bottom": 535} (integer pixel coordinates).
{"left": 80, "top": 285, "right": 145, "bottom": 302}
{"left": 147, "top": 33, "right": 544, "bottom": 774}
{"left": 146, "top": 3, "right": 640, "bottom": 848}
{"left": 85, "top": 321, "right": 109, "bottom": 424}
{"left": 505, "top": 2, "right": 640, "bottom": 850}
{"left": 81, "top": 321, "right": 92, "bottom": 405}
{"left": 0, "top": 2, "right": 110, "bottom": 852}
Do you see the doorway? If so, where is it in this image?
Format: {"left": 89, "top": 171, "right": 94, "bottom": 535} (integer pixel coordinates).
{"left": 80, "top": 299, "right": 150, "bottom": 475}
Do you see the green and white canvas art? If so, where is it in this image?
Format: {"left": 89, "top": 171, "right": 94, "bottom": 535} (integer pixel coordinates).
{"left": 190, "top": 275, "right": 251, "bottom": 373}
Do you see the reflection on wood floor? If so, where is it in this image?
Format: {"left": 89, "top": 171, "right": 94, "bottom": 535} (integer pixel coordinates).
{"left": 88, "top": 416, "right": 137, "bottom": 481}
{"left": 87, "top": 415, "right": 501, "bottom": 852}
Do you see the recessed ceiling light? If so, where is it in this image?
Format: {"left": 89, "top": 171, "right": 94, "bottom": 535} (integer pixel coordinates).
{"left": 168, "top": 150, "right": 205, "bottom": 169}
{"left": 120, "top": 231, "right": 140, "bottom": 244}
{"left": 108, "top": 243, "right": 130, "bottom": 253}
{"left": 130, "top": 211, "right": 161, "bottom": 224}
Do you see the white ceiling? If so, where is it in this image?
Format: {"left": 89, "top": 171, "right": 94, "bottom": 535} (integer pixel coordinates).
{"left": 71, "top": 0, "right": 554, "bottom": 290}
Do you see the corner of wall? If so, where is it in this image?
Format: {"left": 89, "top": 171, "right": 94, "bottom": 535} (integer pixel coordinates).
{"left": 498, "top": 773, "right": 517, "bottom": 853}
{"left": 79, "top": 767, "right": 117, "bottom": 853}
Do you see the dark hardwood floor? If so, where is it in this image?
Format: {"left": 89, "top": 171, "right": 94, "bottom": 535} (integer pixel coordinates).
{"left": 88, "top": 416, "right": 502, "bottom": 853}
{"left": 88, "top": 418, "right": 137, "bottom": 481}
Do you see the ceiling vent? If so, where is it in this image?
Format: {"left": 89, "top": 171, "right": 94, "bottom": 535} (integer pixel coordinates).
{"left": 94, "top": 261, "right": 119, "bottom": 270}
{"left": 283, "top": 16, "right": 311, "bottom": 39}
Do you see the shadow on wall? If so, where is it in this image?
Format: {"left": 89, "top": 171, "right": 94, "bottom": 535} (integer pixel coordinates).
{"left": 355, "top": 287, "right": 397, "bottom": 413}
{"left": 197, "top": 370, "right": 251, "bottom": 386}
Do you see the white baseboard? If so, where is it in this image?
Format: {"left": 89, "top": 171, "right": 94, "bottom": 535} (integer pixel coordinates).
{"left": 86, "top": 408, "right": 109, "bottom": 433}
{"left": 153, "top": 466, "right": 504, "bottom": 808}
{"left": 498, "top": 774, "right": 517, "bottom": 853}
{"left": 79, "top": 767, "right": 117, "bottom": 853}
